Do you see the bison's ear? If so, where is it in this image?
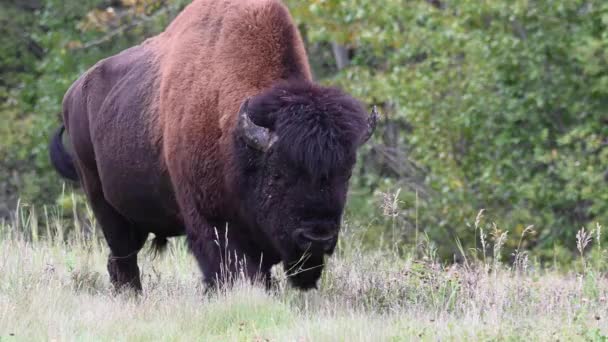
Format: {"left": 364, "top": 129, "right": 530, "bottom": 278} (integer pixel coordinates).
{"left": 237, "top": 98, "right": 278, "bottom": 152}
{"left": 359, "top": 106, "right": 379, "bottom": 146}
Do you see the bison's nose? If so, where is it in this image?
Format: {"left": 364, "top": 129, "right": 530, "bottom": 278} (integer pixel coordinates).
{"left": 293, "top": 227, "right": 338, "bottom": 253}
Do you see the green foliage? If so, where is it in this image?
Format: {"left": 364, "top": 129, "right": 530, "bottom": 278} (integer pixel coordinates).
{"left": 0, "top": 0, "right": 184, "bottom": 213}
{"left": 287, "top": 0, "right": 608, "bottom": 261}
{"left": 0, "top": 0, "right": 606, "bottom": 262}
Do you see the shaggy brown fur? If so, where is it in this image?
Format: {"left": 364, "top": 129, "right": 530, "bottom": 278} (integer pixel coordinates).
{"left": 50, "top": 0, "right": 375, "bottom": 292}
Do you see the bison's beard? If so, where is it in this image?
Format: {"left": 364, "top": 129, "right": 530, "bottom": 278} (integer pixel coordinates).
{"left": 284, "top": 252, "right": 325, "bottom": 290}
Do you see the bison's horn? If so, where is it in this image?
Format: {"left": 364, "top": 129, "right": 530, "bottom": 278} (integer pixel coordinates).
{"left": 360, "top": 105, "right": 379, "bottom": 145}
{"left": 237, "top": 98, "right": 276, "bottom": 152}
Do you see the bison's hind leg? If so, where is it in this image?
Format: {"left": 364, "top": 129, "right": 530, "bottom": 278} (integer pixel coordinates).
{"left": 105, "top": 227, "right": 148, "bottom": 293}
{"left": 98, "top": 204, "right": 148, "bottom": 293}
{"left": 77, "top": 167, "right": 149, "bottom": 293}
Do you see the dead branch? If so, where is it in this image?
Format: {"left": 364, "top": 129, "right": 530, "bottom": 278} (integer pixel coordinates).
{"left": 77, "top": 6, "right": 172, "bottom": 51}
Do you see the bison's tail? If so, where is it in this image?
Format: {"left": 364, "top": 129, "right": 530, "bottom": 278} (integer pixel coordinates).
{"left": 49, "top": 125, "right": 79, "bottom": 181}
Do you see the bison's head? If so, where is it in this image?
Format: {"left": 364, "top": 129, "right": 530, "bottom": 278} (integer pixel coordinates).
{"left": 233, "top": 80, "right": 376, "bottom": 290}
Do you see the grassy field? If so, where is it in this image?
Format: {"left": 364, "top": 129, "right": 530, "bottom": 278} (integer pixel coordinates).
{"left": 0, "top": 204, "right": 607, "bottom": 341}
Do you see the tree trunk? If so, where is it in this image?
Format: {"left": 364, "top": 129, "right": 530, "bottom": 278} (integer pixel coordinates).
{"left": 331, "top": 42, "right": 349, "bottom": 71}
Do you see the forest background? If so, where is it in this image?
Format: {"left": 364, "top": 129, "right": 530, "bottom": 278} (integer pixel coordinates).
{"left": 1, "top": 0, "right": 607, "bottom": 264}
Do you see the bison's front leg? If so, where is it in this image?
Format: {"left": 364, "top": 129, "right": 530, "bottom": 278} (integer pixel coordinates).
{"left": 185, "top": 220, "right": 271, "bottom": 289}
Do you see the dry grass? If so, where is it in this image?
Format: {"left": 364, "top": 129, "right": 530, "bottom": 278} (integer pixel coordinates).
{"left": 0, "top": 205, "right": 607, "bottom": 341}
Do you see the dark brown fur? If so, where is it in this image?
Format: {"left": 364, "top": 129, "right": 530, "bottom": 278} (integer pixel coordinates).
{"left": 51, "top": 0, "right": 373, "bottom": 291}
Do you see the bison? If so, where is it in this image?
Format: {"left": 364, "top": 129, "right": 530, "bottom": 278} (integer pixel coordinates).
{"left": 49, "top": 0, "right": 376, "bottom": 292}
